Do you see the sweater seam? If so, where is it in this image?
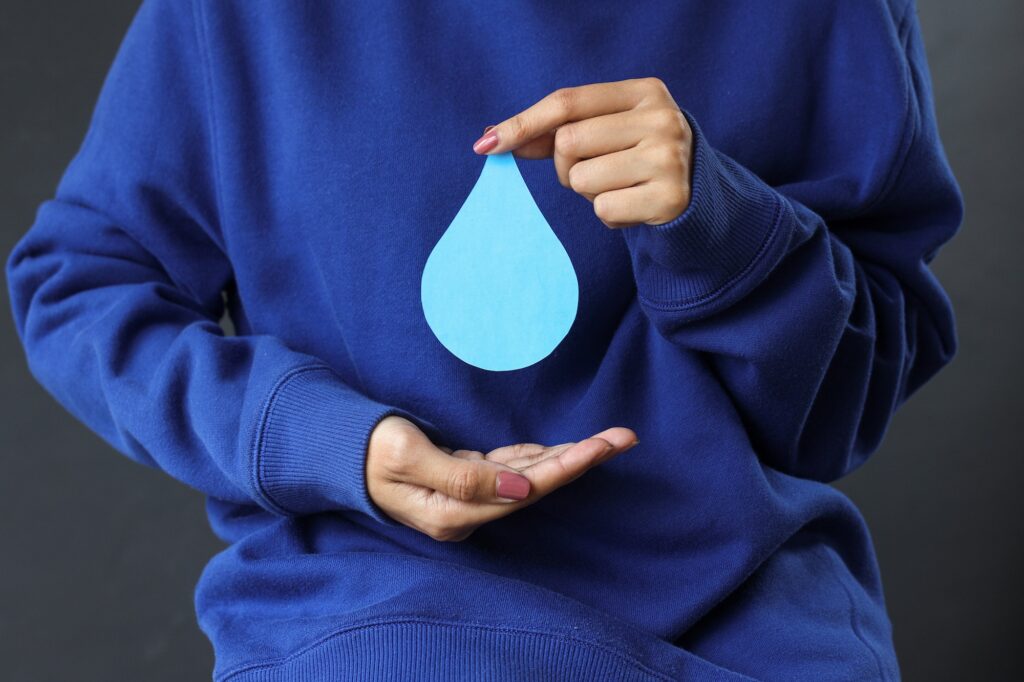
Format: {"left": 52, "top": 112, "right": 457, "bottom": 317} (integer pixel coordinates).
{"left": 636, "top": 193, "right": 786, "bottom": 312}
{"left": 856, "top": 2, "right": 957, "bottom": 372}
{"left": 895, "top": 0, "right": 917, "bottom": 46}
{"left": 854, "top": 0, "right": 918, "bottom": 218}
{"left": 191, "top": 0, "right": 230, "bottom": 267}
{"left": 216, "top": 617, "right": 681, "bottom": 682}
{"left": 248, "top": 363, "right": 335, "bottom": 515}
{"left": 814, "top": 544, "right": 891, "bottom": 681}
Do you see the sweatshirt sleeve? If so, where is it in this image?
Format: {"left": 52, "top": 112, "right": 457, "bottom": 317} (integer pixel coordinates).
{"left": 4, "top": 0, "right": 435, "bottom": 527}
{"left": 619, "top": 4, "right": 963, "bottom": 482}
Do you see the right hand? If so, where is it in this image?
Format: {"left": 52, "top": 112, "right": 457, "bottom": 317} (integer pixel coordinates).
{"left": 366, "top": 415, "right": 639, "bottom": 542}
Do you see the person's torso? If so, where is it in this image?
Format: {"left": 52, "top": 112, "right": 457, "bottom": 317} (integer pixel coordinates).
{"left": 194, "top": 0, "right": 908, "bottom": 673}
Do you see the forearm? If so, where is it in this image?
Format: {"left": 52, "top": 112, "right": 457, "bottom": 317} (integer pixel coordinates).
{"left": 622, "top": 104, "right": 961, "bottom": 481}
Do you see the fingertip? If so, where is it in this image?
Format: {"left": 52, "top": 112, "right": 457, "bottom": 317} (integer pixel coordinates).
{"left": 496, "top": 470, "right": 531, "bottom": 501}
{"left": 589, "top": 427, "right": 638, "bottom": 450}
{"left": 472, "top": 128, "right": 500, "bottom": 155}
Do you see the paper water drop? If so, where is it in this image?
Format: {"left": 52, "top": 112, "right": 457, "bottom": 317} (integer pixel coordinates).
{"left": 421, "top": 152, "right": 579, "bottom": 371}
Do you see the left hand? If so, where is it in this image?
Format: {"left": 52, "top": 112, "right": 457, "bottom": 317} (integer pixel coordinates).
{"left": 472, "top": 77, "right": 694, "bottom": 228}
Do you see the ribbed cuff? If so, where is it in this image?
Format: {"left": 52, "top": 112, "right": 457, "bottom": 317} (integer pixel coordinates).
{"left": 251, "top": 365, "right": 442, "bottom": 527}
{"left": 619, "top": 109, "right": 790, "bottom": 311}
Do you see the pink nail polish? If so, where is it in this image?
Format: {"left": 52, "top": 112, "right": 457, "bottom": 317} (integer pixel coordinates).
{"left": 496, "top": 471, "right": 530, "bottom": 500}
{"left": 473, "top": 130, "right": 499, "bottom": 154}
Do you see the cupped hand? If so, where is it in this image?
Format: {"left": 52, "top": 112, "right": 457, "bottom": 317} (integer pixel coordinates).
{"left": 366, "top": 415, "right": 638, "bottom": 542}
{"left": 472, "top": 77, "right": 694, "bottom": 228}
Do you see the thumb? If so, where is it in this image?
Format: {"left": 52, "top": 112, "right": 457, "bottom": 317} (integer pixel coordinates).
{"left": 511, "top": 131, "right": 555, "bottom": 160}
{"left": 408, "top": 445, "right": 532, "bottom": 503}
{"left": 480, "top": 124, "right": 553, "bottom": 160}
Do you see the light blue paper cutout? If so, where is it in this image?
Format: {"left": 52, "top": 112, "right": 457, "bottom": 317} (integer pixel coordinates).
{"left": 421, "top": 152, "right": 579, "bottom": 372}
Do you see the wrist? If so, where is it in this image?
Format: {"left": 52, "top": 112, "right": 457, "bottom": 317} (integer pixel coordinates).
{"left": 252, "top": 365, "right": 437, "bottom": 527}
{"left": 619, "top": 109, "right": 789, "bottom": 312}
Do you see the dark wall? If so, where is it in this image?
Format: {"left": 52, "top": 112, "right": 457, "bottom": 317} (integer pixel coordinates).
{"left": 833, "top": 2, "right": 1024, "bottom": 679}
{"left": 1, "top": 2, "right": 1019, "bottom": 680}
{"left": 0, "top": 4, "right": 223, "bottom": 681}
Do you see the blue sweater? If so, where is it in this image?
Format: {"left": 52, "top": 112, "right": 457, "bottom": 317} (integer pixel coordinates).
{"left": 7, "top": 1, "right": 962, "bottom": 680}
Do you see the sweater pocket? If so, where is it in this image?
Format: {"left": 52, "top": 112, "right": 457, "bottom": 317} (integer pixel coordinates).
{"left": 199, "top": 546, "right": 755, "bottom": 681}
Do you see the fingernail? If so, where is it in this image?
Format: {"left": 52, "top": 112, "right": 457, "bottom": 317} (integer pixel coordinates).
{"left": 473, "top": 130, "right": 499, "bottom": 154}
{"left": 626, "top": 439, "right": 640, "bottom": 450}
{"left": 482, "top": 124, "right": 495, "bottom": 134}
{"left": 496, "top": 471, "right": 530, "bottom": 500}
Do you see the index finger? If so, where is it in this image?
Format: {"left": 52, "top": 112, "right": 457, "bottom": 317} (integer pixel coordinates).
{"left": 479, "top": 78, "right": 653, "bottom": 155}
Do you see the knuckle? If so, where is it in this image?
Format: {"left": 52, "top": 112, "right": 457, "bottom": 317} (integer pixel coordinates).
{"left": 654, "top": 107, "right": 685, "bottom": 133}
{"left": 553, "top": 87, "right": 578, "bottom": 116}
{"left": 567, "top": 163, "right": 587, "bottom": 192}
{"left": 553, "top": 124, "right": 577, "bottom": 156}
{"left": 593, "top": 194, "right": 614, "bottom": 222}
{"left": 644, "top": 76, "right": 668, "bottom": 94}
{"left": 653, "top": 142, "right": 682, "bottom": 170}
{"left": 447, "top": 466, "right": 481, "bottom": 502}
{"left": 507, "top": 115, "right": 527, "bottom": 143}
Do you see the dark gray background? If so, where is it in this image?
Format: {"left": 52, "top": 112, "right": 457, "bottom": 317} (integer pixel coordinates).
{"left": 1, "top": 1, "right": 1020, "bottom": 680}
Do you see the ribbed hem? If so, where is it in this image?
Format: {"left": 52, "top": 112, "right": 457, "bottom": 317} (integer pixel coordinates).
{"left": 251, "top": 364, "right": 440, "bottom": 526}
{"left": 619, "top": 109, "right": 790, "bottom": 311}
{"left": 218, "top": 618, "right": 752, "bottom": 682}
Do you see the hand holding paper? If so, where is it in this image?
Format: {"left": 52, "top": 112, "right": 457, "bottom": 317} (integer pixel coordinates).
{"left": 473, "top": 77, "right": 695, "bottom": 228}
